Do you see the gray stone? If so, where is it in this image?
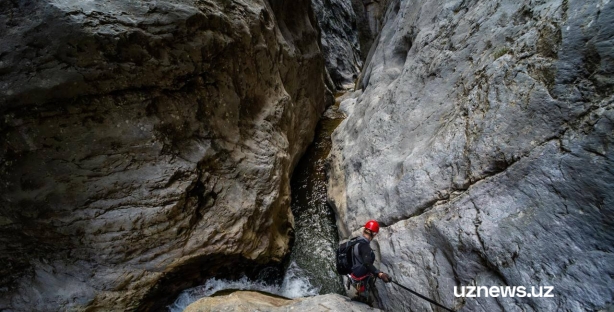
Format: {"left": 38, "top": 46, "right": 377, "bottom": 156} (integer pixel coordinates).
{"left": 184, "top": 291, "right": 380, "bottom": 312}
{"left": 312, "top": 0, "right": 363, "bottom": 89}
{"left": 350, "top": 0, "right": 391, "bottom": 62}
{"left": 329, "top": 0, "right": 614, "bottom": 311}
{"left": 0, "top": 0, "right": 332, "bottom": 310}
{"left": 310, "top": 0, "right": 393, "bottom": 90}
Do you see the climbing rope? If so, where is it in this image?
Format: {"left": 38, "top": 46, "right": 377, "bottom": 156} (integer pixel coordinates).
{"left": 390, "top": 279, "right": 455, "bottom": 312}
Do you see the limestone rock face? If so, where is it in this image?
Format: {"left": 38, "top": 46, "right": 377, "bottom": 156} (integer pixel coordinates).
{"left": 360, "top": 0, "right": 387, "bottom": 37}
{"left": 310, "top": 0, "right": 392, "bottom": 90}
{"left": 329, "top": 0, "right": 614, "bottom": 311}
{"left": 183, "top": 291, "right": 379, "bottom": 312}
{"left": 0, "top": 0, "right": 331, "bottom": 310}
{"left": 350, "top": 0, "right": 391, "bottom": 62}
{"left": 311, "top": 0, "right": 363, "bottom": 89}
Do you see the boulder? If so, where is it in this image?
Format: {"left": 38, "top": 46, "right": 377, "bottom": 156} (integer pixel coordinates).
{"left": 183, "top": 291, "right": 379, "bottom": 312}
{"left": 0, "top": 0, "right": 331, "bottom": 310}
{"left": 329, "top": 0, "right": 614, "bottom": 310}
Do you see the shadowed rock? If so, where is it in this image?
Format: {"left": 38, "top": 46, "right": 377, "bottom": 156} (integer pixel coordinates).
{"left": 0, "top": 0, "right": 332, "bottom": 310}
{"left": 312, "top": 0, "right": 362, "bottom": 89}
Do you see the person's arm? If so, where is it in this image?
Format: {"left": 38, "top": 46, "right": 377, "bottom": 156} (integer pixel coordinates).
{"left": 358, "top": 243, "right": 381, "bottom": 275}
{"left": 358, "top": 243, "right": 392, "bottom": 282}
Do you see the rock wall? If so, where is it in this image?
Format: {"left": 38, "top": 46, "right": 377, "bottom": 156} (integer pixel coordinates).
{"left": 311, "top": 0, "right": 363, "bottom": 89}
{"left": 310, "top": 0, "right": 392, "bottom": 90}
{"left": 353, "top": 0, "right": 392, "bottom": 62}
{"left": 0, "top": 0, "right": 331, "bottom": 310}
{"left": 329, "top": 0, "right": 613, "bottom": 311}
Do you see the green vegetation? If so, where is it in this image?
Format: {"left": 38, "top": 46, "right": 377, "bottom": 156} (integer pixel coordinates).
{"left": 493, "top": 47, "right": 510, "bottom": 59}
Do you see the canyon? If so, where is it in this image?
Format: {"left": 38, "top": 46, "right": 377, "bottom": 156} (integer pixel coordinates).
{"left": 1, "top": 0, "right": 612, "bottom": 311}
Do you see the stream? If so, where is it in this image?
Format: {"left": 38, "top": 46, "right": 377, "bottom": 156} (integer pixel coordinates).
{"left": 285, "top": 105, "right": 345, "bottom": 296}
{"left": 168, "top": 99, "right": 346, "bottom": 311}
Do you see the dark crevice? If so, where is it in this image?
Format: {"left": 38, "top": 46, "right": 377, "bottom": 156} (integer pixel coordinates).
{"left": 185, "top": 178, "right": 206, "bottom": 232}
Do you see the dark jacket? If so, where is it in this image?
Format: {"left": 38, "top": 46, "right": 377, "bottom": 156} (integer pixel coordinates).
{"left": 351, "top": 236, "right": 381, "bottom": 277}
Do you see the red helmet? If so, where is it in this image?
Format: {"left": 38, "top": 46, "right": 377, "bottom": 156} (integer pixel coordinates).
{"left": 364, "top": 220, "right": 380, "bottom": 233}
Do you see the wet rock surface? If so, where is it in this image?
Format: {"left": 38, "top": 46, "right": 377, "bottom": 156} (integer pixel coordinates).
{"left": 0, "top": 0, "right": 331, "bottom": 310}
{"left": 329, "top": 0, "right": 614, "bottom": 310}
{"left": 183, "top": 291, "right": 380, "bottom": 312}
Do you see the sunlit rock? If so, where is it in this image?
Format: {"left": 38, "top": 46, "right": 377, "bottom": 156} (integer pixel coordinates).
{"left": 329, "top": 0, "right": 614, "bottom": 310}
{"left": 183, "top": 291, "right": 379, "bottom": 312}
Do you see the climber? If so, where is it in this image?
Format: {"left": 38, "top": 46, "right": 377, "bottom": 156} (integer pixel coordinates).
{"left": 347, "top": 220, "right": 391, "bottom": 303}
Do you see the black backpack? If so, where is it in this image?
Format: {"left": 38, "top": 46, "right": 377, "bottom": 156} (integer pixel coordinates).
{"left": 336, "top": 237, "right": 362, "bottom": 274}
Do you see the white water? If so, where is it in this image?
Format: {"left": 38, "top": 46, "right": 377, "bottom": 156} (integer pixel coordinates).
{"left": 167, "top": 261, "right": 319, "bottom": 312}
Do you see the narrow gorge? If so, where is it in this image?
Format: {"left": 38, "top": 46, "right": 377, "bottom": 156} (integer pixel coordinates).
{"left": 1, "top": 0, "right": 612, "bottom": 311}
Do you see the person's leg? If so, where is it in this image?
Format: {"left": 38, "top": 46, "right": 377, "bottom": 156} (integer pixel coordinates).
{"left": 366, "top": 275, "right": 382, "bottom": 308}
